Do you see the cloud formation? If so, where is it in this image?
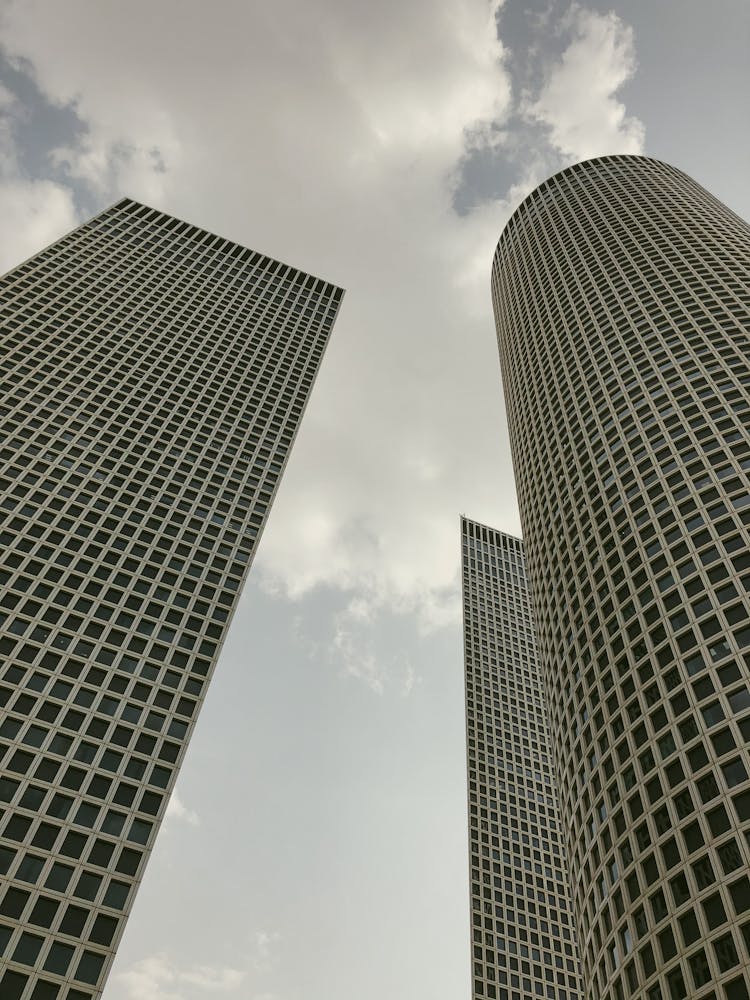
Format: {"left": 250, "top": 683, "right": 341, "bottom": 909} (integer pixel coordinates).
{"left": 0, "top": 0, "right": 645, "bottom": 684}
{"left": 164, "top": 790, "right": 199, "bottom": 827}
{"left": 251, "top": 930, "right": 281, "bottom": 973}
{"left": 114, "top": 931, "right": 279, "bottom": 1000}
{"left": 523, "top": 4, "right": 645, "bottom": 160}
{"left": 115, "top": 954, "right": 245, "bottom": 1000}
{"left": 0, "top": 77, "right": 76, "bottom": 270}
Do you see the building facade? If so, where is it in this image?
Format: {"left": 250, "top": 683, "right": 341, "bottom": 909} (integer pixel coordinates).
{"left": 462, "top": 516, "right": 582, "bottom": 1000}
{"left": 492, "top": 156, "right": 750, "bottom": 999}
{"left": 0, "top": 199, "right": 343, "bottom": 999}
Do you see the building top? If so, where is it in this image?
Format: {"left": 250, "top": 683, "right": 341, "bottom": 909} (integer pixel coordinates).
{"left": 4, "top": 195, "right": 345, "bottom": 303}
{"left": 100, "top": 198, "right": 345, "bottom": 300}
{"left": 494, "top": 153, "right": 680, "bottom": 256}
{"left": 460, "top": 514, "right": 522, "bottom": 550}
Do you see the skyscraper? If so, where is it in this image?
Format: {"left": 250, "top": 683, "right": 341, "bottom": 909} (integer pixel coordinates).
{"left": 0, "top": 198, "right": 343, "bottom": 1000}
{"left": 462, "top": 516, "right": 582, "bottom": 1000}
{"left": 492, "top": 155, "right": 750, "bottom": 999}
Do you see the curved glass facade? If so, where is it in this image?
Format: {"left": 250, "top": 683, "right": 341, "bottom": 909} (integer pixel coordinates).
{"left": 492, "top": 156, "right": 750, "bottom": 1000}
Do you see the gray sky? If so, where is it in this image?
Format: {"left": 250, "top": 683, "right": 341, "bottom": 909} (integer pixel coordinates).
{"left": 0, "top": 1, "right": 748, "bottom": 997}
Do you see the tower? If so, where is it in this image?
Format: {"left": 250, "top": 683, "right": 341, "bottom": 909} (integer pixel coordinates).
{"left": 462, "top": 517, "right": 583, "bottom": 1000}
{"left": 492, "top": 156, "right": 750, "bottom": 999}
{"left": 0, "top": 198, "right": 343, "bottom": 999}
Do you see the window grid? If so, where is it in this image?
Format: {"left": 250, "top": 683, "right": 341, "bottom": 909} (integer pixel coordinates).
{"left": 462, "top": 517, "right": 583, "bottom": 1000}
{"left": 492, "top": 156, "right": 750, "bottom": 1000}
{"left": 0, "top": 198, "right": 343, "bottom": 999}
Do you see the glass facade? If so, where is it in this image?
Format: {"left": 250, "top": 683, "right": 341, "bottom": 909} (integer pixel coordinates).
{"left": 493, "top": 155, "right": 750, "bottom": 999}
{"left": 462, "top": 516, "right": 582, "bottom": 1000}
{"left": 0, "top": 198, "right": 343, "bottom": 999}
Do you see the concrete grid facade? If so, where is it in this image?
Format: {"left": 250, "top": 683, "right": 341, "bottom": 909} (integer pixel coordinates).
{"left": 493, "top": 156, "right": 750, "bottom": 1000}
{"left": 462, "top": 516, "right": 582, "bottom": 1000}
{"left": 0, "top": 199, "right": 343, "bottom": 999}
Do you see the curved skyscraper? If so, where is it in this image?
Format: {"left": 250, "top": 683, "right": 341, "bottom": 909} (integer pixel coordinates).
{"left": 492, "top": 156, "right": 750, "bottom": 1000}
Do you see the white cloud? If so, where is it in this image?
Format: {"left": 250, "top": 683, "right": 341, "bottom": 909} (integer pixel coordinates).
{"left": 251, "top": 930, "right": 281, "bottom": 972}
{"left": 178, "top": 966, "right": 245, "bottom": 990}
{"left": 328, "top": 599, "right": 422, "bottom": 695}
{"left": 114, "top": 931, "right": 278, "bottom": 1000}
{"left": 401, "top": 659, "right": 420, "bottom": 697}
{"left": 115, "top": 954, "right": 181, "bottom": 1000}
{"left": 115, "top": 954, "right": 244, "bottom": 1000}
{"left": 0, "top": 176, "right": 76, "bottom": 272}
{"left": 524, "top": 3, "right": 645, "bottom": 161}
{"left": 331, "top": 608, "right": 389, "bottom": 695}
{"left": 51, "top": 131, "right": 178, "bottom": 205}
{"left": 164, "top": 790, "right": 199, "bottom": 827}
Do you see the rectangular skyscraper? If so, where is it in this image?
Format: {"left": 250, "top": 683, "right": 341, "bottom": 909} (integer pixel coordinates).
{"left": 0, "top": 198, "right": 343, "bottom": 1000}
{"left": 462, "top": 517, "right": 582, "bottom": 1000}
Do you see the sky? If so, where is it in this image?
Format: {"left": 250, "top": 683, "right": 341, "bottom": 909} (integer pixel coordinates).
{"left": 0, "top": 1, "right": 748, "bottom": 998}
